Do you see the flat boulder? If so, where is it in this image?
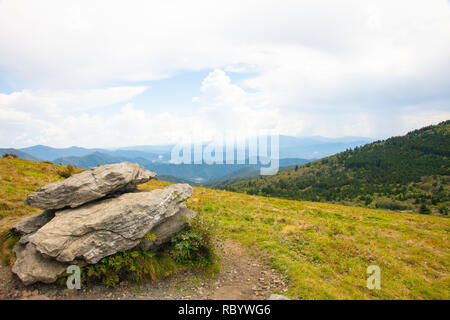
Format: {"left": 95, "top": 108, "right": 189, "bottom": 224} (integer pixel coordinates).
{"left": 28, "top": 184, "right": 194, "bottom": 264}
{"left": 24, "top": 162, "right": 156, "bottom": 210}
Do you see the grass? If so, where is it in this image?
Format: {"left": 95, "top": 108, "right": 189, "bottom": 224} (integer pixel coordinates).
{"left": 141, "top": 180, "right": 450, "bottom": 300}
{"left": 0, "top": 158, "right": 449, "bottom": 299}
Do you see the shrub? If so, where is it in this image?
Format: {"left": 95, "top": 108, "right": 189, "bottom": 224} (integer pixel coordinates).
{"left": 170, "top": 215, "right": 218, "bottom": 268}
{"left": 375, "top": 198, "right": 411, "bottom": 211}
{"left": 419, "top": 204, "right": 431, "bottom": 214}
{"left": 2, "top": 153, "right": 18, "bottom": 159}
{"left": 57, "top": 164, "right": 75, "bottom": 178}
{"left": 438, "top": 205, "right": 448, "bottom": 215}
{"left": 85, "top": 251, "right": 177, "bottom": 287}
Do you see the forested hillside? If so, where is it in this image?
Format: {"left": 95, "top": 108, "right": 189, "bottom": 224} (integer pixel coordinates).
{"left": 225, "top": 121, "right": 450, "bottom": 214}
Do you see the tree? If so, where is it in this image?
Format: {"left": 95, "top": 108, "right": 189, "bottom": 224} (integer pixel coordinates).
{"left": 419, "top": 204, "right": 431, "bottom": 214}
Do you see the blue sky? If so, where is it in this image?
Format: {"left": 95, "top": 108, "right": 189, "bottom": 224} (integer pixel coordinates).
{"left": 0, "top": 0, "right": 449, "bottom": 148}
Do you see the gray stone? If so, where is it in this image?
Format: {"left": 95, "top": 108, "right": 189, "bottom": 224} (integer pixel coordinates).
{"left": 13, "top": 210, "right": 55, "bottom": 235}
{"left": 11, "top": 243, "right": 67, "bottom": 285}
{"left": 28, "top": 184, "right": 194, "bottom": 264}
{"left": 268, "top": 294, "right": 290, "bottom": 300}
{"left": 24, "top": 162, "right": 156, "bottom": 210}
{"left": 138, "top": 206, "right": 196, "bottom": 252}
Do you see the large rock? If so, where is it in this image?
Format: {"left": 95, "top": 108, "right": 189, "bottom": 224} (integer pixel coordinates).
{"left": 24, "top": 162, "right": 156, "bottom": 210}
{"left": 138, "top": 206, "right": 196, "bottom": 252}
{"left": 12, "top": 243, "right": 67, "bottom": 285}
{"left": 28, "top": 184, "right": 194, "bottom": 264}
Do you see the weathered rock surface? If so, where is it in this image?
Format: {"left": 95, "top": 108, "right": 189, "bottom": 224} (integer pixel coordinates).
{"left": 138, "top": 206, "right": 196, "bottom": 252}
{"left": 13, "top": 210, "right": 55, "bottom": 235}
{"left": 11, "top": 243, "right": 67, "bottom": 286}
{"left": 24, "top": 162, "right": 156, "bottom": 210}
{"left": 28, "top": 184, "right": 194, "bottom": 264}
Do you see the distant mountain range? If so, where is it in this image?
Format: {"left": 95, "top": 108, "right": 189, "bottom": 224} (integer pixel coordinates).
{"left": 1, "top": 135, "right": 373, "bottom": 184}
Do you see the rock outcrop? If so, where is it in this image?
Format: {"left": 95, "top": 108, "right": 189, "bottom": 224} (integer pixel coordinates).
{"left": 24, "top": 162, "right": 156, "bottom": 210}
{"left": 28, "top": 184, "right": 194, "bottom": 264}
{"left": 11, "top": 162, "right": 196, "bottom": 285}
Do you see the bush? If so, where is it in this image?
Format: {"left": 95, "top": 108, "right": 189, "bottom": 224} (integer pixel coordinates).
{"left": 438, "top": 205, "right": 448, "bottom": 215}
{"left": 375, "top": 198, "right": 411, "bottom": 211}
{"left": 85, "top": 251, "right": 177, "bottom": 287}
{"left": 57, "top": 164, "right": 75, "bottom": 178}
{"left": 2, "top": 153, "right": 18, "bottom": 159}
{"left": 419, "top": 204, "right": 431, "bottom": 214}
{"left": 170, "top": 215, "right": 217, "bottom": 268}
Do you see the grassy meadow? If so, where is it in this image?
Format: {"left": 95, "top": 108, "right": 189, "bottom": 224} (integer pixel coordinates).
{"left": 0, "top": 158, "right": 449, "bottom": 299}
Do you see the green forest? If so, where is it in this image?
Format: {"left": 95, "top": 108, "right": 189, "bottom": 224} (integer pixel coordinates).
{"left": 225, "top": 121, "right": 450, "bottom": 215}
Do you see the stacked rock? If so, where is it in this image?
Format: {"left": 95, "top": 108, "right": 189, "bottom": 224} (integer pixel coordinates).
{"left": 11, "top": 162, "right": 196, "bottom": 285}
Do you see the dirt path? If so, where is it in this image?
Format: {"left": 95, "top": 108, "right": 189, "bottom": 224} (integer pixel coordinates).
{"left": 0, "top": 240, "right": 289, "bottom": 300}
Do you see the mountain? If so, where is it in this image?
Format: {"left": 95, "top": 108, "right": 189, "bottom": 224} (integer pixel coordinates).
{"left": 225, "top": 121, "right": 450, "bottom": 214}
{"left": 19, "top": 145, "right": 104, "bottom": 161}
{"left": 16, "top": 135, "right": 372, "bottom": 164}
{"left": 0, "top": 148, "right": 42, "bottom": 162}
{"left": 1, "top": 157, "right": 448, "bottom": 299}
{"left": 205, "top": 158, "right": 311, "bottom": 188}
{"left": 53, "top": 151, "right": 128, "bottom": 168}
{"left": 53, "top": 151, "right": 311, "bottom": 184}
{"left": 91, "top": 135, "right": 373, "bottom": 160}
{"left": 13, "top": 135, "right": 372, "bottom": 184}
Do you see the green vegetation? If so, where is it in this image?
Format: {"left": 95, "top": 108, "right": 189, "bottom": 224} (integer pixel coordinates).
{"left": 0, "top": 229, "right": 20, "bottom": 266}
{"left": 225, "top": 121, "right": 450, "bottom": 214}
{"left": 0, "top": 158, "right": 83, "bottom": 221}
{"left": 0, "top": 158, "right": 448, "bottom": 299}
{"left": 84, "top": 251, "right": 178, "bottom": 287}
{"left": 83, "top": 215, "right": 219, "bottom": 287}
{"left": 170, "top": 215, "right": 218, "bottom": 267}
{"left": 57, "top": 164, "right": 75, "bottom": 178}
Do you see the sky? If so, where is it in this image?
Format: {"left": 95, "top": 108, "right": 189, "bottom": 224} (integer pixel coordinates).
{"left": 0, "top": 0, "right": 449, "bottom": 148}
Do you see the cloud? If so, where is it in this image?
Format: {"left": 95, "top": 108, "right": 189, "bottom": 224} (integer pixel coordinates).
{"left": 0, "top": 102, "right": 203, "bottom": 148}
{"left": 0, "top": 86, "right": 148, "bottom": 116}
{"left": 194, "top": 69, "right": 304, "bottom": 136}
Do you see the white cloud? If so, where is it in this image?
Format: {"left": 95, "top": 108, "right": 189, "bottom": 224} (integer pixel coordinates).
{"left": 194, "top": 69, "right": 304, "bottom": 136}
{"left": 0, "top": 86, "right": 148, "bottom": 116}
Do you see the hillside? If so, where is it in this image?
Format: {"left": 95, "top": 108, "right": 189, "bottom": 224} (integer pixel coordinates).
{"left": 0, "top": 158, "right": 449, "bottom": 299}
{"left": 225, "top": 121, "right": 450, "bottom": 214}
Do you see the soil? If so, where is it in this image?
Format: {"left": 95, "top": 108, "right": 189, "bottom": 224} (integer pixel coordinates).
{"left": 0, "top": 239, "right": 289, "bottom": 300}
